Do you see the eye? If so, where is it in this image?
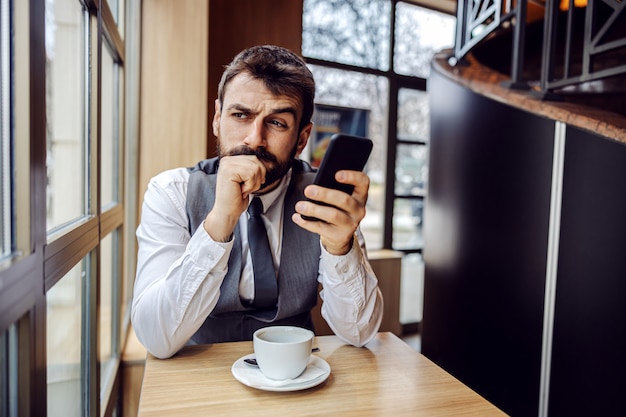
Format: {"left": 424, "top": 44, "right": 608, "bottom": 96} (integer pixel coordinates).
{"left": 268, "top": 119, "right": 288, "bottom": 129}
{"left": 232, "top": 112, "right": 248, "bottom": 119}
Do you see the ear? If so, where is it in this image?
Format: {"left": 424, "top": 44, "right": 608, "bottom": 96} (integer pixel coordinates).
{"left": 295, "top": 122, "right": 313, "bottom": 156}
{"left": 212, "top": 99, "right": 221, "bottom": 137}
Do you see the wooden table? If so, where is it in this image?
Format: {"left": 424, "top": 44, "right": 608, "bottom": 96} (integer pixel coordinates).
{"left": 138, "top": 332, "right": 506, "bottom": 416}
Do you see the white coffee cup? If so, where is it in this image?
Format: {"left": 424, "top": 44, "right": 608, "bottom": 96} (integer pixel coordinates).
{"left": 253, "top": 326, "right": 314, "bottom": 380}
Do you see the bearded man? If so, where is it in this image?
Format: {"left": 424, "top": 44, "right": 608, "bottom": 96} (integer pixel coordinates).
{"left": 132, "top": 45, "right": 383, "bottom": 359}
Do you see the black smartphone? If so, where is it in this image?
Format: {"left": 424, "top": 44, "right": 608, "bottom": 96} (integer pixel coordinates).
{"left": 302, "top": 133, "right": 373, "bottom": 221}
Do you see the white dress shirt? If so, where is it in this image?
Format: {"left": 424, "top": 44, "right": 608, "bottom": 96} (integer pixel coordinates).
{"left": 132, "top": 166, "right": 383, "bottom": 359}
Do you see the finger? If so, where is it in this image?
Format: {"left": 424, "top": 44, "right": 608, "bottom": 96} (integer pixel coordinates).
{"left": 335, "top": 170, "right": 370, "bottom": 203}
{"left": 302, "top": 187, "right": 365, "bottom": 224}
{"left": 291, "top": 210, "right": 353, "bottom": 238}
{"left": 221, "top": 156, "right": 267, "bottom": 195}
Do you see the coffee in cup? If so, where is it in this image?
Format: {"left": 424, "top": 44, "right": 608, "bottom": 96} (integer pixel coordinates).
{"left": 253, "top": 326, "right": 314, "bottom": 380}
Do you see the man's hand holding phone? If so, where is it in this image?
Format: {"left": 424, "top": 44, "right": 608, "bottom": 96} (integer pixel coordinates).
{"left": 294, "top": 169, "right": 370, "bottom": 255}
{"left": 293, "top": 134, "right": 373, "bottom": 255}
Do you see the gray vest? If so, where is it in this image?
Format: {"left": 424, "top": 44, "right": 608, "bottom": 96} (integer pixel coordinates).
{"left": 185, "top": 158, "right": 321, "bottom": 344}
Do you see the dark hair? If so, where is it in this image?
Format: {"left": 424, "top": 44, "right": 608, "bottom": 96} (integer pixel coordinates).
{"left": 217, "top": 45, "right": 316, "bottom": 133}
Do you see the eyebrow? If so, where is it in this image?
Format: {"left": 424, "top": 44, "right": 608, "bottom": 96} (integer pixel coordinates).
{"left": 227, "top": 103, "right": 298, "bottom": 119}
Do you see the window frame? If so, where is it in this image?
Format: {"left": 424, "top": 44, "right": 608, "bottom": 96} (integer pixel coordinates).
{"left": 0, "top": 0, "right": 136, "bottom": 415}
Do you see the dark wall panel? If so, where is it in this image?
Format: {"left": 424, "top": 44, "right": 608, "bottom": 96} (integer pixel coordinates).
{"left": 422, "top": 68, "right": 555, "bottom": 416}
{"left": 549, "top": 128, "right": 626, "bottom": 416}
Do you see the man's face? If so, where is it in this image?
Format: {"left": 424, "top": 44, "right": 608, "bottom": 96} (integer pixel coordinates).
{"left": 213, "top": 73, "right": 311, "bottom": 191}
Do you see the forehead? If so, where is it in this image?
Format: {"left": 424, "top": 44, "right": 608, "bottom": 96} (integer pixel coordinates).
{"left": 223, "top": 73, "right": 303, "bottom": 114}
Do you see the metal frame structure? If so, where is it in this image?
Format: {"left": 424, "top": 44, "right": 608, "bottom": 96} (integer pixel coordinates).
{"left": 452, "top": 0, "right": 626, "bottom": 96}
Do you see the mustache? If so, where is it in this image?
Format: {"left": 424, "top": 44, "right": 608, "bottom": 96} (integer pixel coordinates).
{"left": 221, "top": 145, "right": 278, "bottom": 164}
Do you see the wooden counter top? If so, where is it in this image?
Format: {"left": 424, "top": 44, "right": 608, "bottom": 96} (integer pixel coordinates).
{"left": 432, "top": 51, "right": 626, "bottom": 145}
{"left": 138, "top": 332, "right": 506, "bottom": 416}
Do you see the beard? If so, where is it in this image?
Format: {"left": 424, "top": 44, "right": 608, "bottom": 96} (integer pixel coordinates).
{"left": 217, "top": 142, "right": 297, "bottom": 190}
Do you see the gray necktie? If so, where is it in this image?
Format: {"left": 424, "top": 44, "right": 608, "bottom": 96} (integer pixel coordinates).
{"left": 247, "top": 197, "right": 278, "bottom": 309}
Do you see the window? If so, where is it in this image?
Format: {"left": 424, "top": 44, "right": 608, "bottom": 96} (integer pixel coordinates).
{"left": 394, "top": 88, "right": 429, "bottom": 251}
{"left": 303, "top": 0, "right": 455, "bottom": 327}
{"left": 0, "top": 0, "right": 139, "bottom": 415}
{"left": 100, "top": 231, "right": 121, "bottom": 403}
{"left": 47, "top": 261, "right": 84, "bottom": 416}
{"left": 394, "top": 2, "right": 455, "bottom": 78}
{"left": 1, "top": 324, "right": 18, "bottom": 417}
{"left": 101, "top": 41, "right": 122, "bottom": 208}
{"left": 0, "top": 0, "right": 11, "bottom": 259}
{"left": 308, "top": 64, "right": 389, "bottom": 249}
{"left": 45, "top": 0, "right": 88, "bottom": 233}
{"left": 303, "top": 0, "right": 391, "bottom": 71}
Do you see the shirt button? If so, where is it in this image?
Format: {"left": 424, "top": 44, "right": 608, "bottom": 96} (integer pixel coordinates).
{"left": 341, "top": 265, "right": 349, "bottom": 274}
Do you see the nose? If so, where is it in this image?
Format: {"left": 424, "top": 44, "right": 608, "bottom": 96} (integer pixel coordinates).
{"left": 243, "top": 118, "right": 266, "bottom": 149}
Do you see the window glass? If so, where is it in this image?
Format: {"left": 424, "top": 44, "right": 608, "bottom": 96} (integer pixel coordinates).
{"left": 101, "top": 43, "right": 119, "bottom": 208}
{"left": 392, "top": 197, "right": 423, "bottom": 250}
{"left": 394, "top": 2, "right": 455, "bottom": 78}
{"left": 119, "top": 54, "right": 130, "bottom": 336}
{"left": 303, "top": 0, "right": 391, "bottom": 71}
{"left": 0, "top": 0, "right": 11, "bottom": 258}
{"left": 397, "top": 88, "right": 429, "bottom": 142}
{"left": 100, "top": 232, "right": 117, "bottom": 396}
{"left": 46, "top": 0, "right": 88, "bottom": 231}
{"left": 395, "top": 143, "right": 427, "bottom": 197}
{"left": 308, "top": 64, "right": 388, "bottom": 250}
{"left": 1, "top": 324, "right": 18, "bottom": 417}
{"left": 0, "top": 327, "right": 6, "bottom": 416}
{"left": 108, "top": 0, "right": 125, "bottom": 39}
{"left": 47, "top": 262, "right": 84, "bottom": 417}
{"left": 401, "top": 253, "right": 424, "bottom": 323}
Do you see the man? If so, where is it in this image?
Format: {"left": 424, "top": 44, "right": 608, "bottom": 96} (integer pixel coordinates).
{"left": 132, "top": 45, "right": 383, "bottom": 359}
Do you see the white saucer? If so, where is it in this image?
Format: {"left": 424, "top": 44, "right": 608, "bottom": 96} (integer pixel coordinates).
{"left": 231, "top": 354, "right": 331, "bottom": 392}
